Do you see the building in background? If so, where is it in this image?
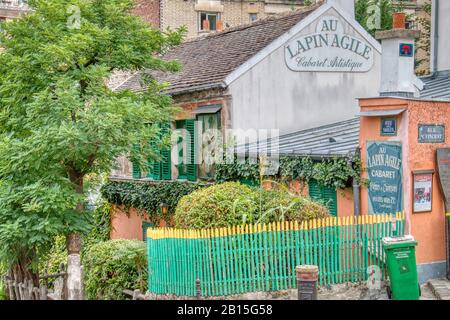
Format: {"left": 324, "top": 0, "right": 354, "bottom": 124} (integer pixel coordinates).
{"left": 0, "top": 0, "right": 30, "bottom": 21}
{"left": 132, "top": 0, "right": 160, "bottom": 28}
{"left": 160, "top": 0, "right": 308, "bottom": 39}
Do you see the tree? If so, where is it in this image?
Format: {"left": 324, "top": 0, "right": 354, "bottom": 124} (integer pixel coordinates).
{"left": 355, "top": 0, "right": 395, "bottom": 37}
{"left": 0, "top": 0, "right": 185, "bottom": 295}
{"left": 415, "top": 1, "right": 431, "bottom": 75}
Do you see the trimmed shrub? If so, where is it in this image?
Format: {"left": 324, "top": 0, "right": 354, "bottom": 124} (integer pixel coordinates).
{"left": 175, "top": 182, "right": 259, "bottom": 229}
{"left": 258, "top": 189, "right": 330, "bottom": 223}
{"left": 83, "top": 240, "right": 147, "bottom": 300}
{"left": 174, "top": 182, "right": 330, "bottom": 229}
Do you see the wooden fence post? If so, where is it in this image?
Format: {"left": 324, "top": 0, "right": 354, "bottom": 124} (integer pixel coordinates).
{"left": 196, "top": 279, "right": 201, "bottom": 300}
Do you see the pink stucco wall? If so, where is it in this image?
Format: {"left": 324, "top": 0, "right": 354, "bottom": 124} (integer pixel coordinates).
{"left": 359, "top": 97, "right": 450, "bottom": 265}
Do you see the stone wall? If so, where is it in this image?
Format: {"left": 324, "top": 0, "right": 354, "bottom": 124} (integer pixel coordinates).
{"left": 132, "top": 0, "right": 160, "bottom": 27}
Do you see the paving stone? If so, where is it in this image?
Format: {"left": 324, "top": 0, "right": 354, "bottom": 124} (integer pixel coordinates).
{"left": 427, "top": 279, "right": 450, "bottom": 300}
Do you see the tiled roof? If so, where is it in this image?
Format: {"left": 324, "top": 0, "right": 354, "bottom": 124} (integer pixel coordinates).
{"left": 236, "top": 118, "right": 360, "bottom": 158}
{"left": 420, "top": 73, "right": 450, "bottom": 101}
{"left": 115, "top": 4, "right": 320, "bottom": 94}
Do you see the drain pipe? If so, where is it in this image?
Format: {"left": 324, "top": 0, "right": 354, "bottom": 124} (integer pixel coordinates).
{"left": 350, "top": 148, "right": 361, "bottom": 218}
{"left": 431, "top": 0, "right": 440, "bottom": 77}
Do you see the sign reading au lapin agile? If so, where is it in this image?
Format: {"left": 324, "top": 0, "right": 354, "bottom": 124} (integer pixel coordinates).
{"left": 285, "top": 16, "right": 374, "bottom": 72}
{"left": 367, "top": 142, "right": 403, "bottom": 214}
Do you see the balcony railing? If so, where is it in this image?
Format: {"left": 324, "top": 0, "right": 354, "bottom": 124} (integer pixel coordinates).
{"left": 0, "top": 0, "right": 30, "bottom": 11}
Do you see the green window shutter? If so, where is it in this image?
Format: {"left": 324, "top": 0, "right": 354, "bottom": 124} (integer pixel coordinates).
{"left": 147, "top": 138, "right": 162, "bottom": 180}
{"left": 185, "top": 119, "right": 197, "bottom": 182}
{"left": 161, "top": 122, "right": 172, "bottom": 180}
{"left": 308, "top": 179, "right": 337, "bottom": 216}
{"left": 132, "top": 144, "right": 141, "bottom": 179}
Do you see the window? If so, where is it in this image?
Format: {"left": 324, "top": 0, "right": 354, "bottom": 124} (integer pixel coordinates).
{"left": 175, "top": 120, "right": 188, "bottom": 180}
{"left": 249, "top": 13, "right": 258, "bottom": 22}
{"left": 131, "top": 123, "right": 172, "bottom": 181}
{"left": 199, "top": 12, "right": 219, "bottom": 31}
{"left": 197, "top": 111, "right": 221, "bottom": 180}
{"left": 174, "top": 119, "right": 198, "bottom": 181}
{"left": 308, "top": 179, "right": 338, "bottom": 216}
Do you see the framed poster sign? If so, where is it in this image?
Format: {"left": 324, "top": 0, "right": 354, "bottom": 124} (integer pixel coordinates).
{"left": 418, "top": 125, "right": 445, "bottom": 143}
{"left": 366, "top": 141, "right": 403, "bottom": 214}
{"left": 381, "top": 117, "right": 397, "bottom": 136}
{"left": 413, "top": 171, "right": 433, "bottom": 213}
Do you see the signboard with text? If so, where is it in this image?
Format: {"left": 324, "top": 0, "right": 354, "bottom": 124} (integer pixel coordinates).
{"left": 367, "top": 142, "right": 403, "bottom": 214}
{"left": 381, "top": 118, "right": 397, "bottom": 136}
{"left": 418, "top": 125, "right": 445, "bottom": 143}
{"left": 413, "top": 173, "right": 433, "bottom": 213}
{"left": 285, "top": 16, "right": 374, "bottom": 72}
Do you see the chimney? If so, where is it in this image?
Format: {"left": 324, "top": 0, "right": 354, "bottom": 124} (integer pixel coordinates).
{"left": 431, "top": 0, "right": 450, "bottom": 75}
{"left": 376, "top": 13, "right": 423, "bottom": 98}
{"left": 327, "top": 0, "right": 355, "bottom": 18}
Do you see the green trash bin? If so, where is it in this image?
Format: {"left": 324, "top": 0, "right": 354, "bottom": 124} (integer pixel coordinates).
{"left": 382, "top": 235, "right": 420, "bottom": 300}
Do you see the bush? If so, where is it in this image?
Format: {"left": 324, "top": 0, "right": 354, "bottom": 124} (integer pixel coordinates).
{"left": 83, "top": 240, "right": 147, "bottom": 300}
{"left": 258, "top": 189, "right": 330, "bottom": 223}
{"left": 175, "top": 182, "right": 259, "bottom": 229}
{"left": 175, "top": 182, "right": 330, "bottom": 229}
{"left": 0, "top": 263, "right": 6, "bottom": 300}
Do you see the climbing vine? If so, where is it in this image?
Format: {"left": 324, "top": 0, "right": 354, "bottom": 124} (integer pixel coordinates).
{"left": 100, "top": 180, "right": 209, "bottom": 224}
{"left": 216, "top": 155, "right": 366, "bottom": 190}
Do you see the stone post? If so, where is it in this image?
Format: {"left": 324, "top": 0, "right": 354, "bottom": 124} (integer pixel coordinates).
{"left": 66, "top": 233, "right": 83, "bottom": 300}
{"left": 296, "top": 265, "right": 319, "bottom": 300}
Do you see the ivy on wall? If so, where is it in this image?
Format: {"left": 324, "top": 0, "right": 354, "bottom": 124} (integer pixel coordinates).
{"left": 215, "top": 155, "right": 365, "bottom": 190}
{"left": 100, "top": 180, "right": 209, "bottom": 223}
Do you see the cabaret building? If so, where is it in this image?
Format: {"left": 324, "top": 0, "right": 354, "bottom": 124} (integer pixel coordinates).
{"left": 109, "top": 0, "right": 450, "bottom": 283}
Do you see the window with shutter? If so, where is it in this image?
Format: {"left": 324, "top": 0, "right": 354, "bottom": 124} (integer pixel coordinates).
{"left": 146, "top": 123, "right": 172, "bottom": 181}
{"left": 308, "top": 179, "right": 338, "bottom": 216}
{"left": 175, "top": 120, "right": 187, "bottom": 180}
{"left": 147, "top": 138, "right": 162, "bottom": 180}
{"left": 197, "top": 112, "right": 221, "bottom": 180}
{"left": 132, "top": 144, "right": 141, "bottom": 179}
{"left": 185, "top": 119, "right": 197, "bottom": 182}
{"left": 161, "top": 123, "right": 172, "bottom": 180}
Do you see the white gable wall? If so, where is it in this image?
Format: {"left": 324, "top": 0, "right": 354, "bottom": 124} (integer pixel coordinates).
{"left": 227, "top": 6, "right": 382, "bottom": 136}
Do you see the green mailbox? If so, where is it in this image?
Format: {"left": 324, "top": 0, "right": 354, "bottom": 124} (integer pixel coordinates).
{"left": 382, "top": 235, "right": 420, "bottom": 300}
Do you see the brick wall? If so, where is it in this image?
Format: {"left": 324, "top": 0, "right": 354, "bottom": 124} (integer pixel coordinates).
{"left": 132, "top": 0, "right": 160, "bottom": 28}
{"left": 161, "top": 0, "right": 306, "bottom": 39}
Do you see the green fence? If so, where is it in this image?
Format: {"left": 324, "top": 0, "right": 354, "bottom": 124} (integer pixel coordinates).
{"left": 147, "top": 213, "right": 405, "bottom": 297}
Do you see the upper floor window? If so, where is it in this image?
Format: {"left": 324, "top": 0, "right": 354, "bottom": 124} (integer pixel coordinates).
{"left": 199, "top": 12, "right": 220, "bottom": 31}
{"left": 249, "top": 13, "right": 258, "bottom": 22}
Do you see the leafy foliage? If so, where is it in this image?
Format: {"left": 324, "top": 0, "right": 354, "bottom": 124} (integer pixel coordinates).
{"left": 0, "top": 0, "right": 185, "bottom": 272}
{"left": 415, "top": 1, "right": 432, "bottom": 75}
{"left": 355, "top": 0, "right": 394, "bottom": 37}
{"left": 256, "top": 188, "right": 330, "bottom": 224}
{"left": 38, "top": 200, "right": 112, "bottom": 278}
{"left": 216, "top": 156, "right": 363, "bottom": 191}
{"left": 83, "top": 239, "right": 147, "bottom": 300}
{"left": 174, "top": 182, "right": 329, "bottom": 229}
{"left": 0, "top": 263, "right": 6, "bottom": 300}
{"left": 215, "top": 160, "right": 260, "bottom": 183}
{"left": 101, "top": 180, "right": 207, "bottom": 223}
{"left": 175, "top": 182, "right": 260, "bottom": 229}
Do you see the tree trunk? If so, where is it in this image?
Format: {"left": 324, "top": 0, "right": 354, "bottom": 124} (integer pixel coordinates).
{"left": 66, "top": 170, "right": 85, "bottom": 300}
{"left": 11, "top": 252, "right": 40, "bottom": 287}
